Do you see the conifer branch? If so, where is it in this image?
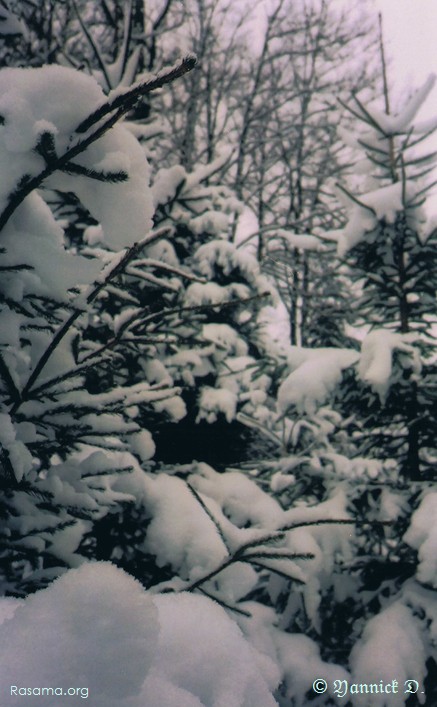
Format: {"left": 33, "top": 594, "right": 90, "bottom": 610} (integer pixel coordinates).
{"left": 184, "top": 528, "right": 290, "bottom": 593}
{"left": 337, "top": 96, "right": 372, "bottom": 128}
{"left": 60, "top": 162, "right": 129, "bottom": 183}
{"left": 0, "top": 56, "right": 196, "bottom": 233}
{"left": 336, "top": 183, "right": 377, "bottom": 216}
{"left": 79, "top": 292, "right": 270, "bottom": 364}
{"left": 76, "top": 54, "right": 197, "bottom": 134}
{"left": 401, "top": 154, "right": 437, "bottom": 169}
{"left": 243, "top": 550, "right": 314, "bottom": 562}
{"left": 356, "top": 138, "right": 389, "bottom": 157}
{"left": 197, "top": 588, "right": 253, "bottom": 617}
{"left": 10, "top": 229, "right": 171, "bottom": 412}
{"left": 348, "top": 94, "right": 386, "bottom": 135}
{"left": 0, "top": 264, "right": 34, "bottom": 272}
{"left": 279, "top": 518, "right": 393, "bottom": 532}
{"left": 395, "top": 126, "right": 414, "bottom": 162}
{"left": 185, "top": 480, "right": 231, "bottom": 553}
{"left": 0, "top": 352, "right": 21, "bottom": 404}
{"left": 404, "top": 123, "right": 437, "bottom": 151}
{"left": 185, "top": 557, "right": 235, "bottom": 593}
{"left": 408, "top": 178, "right": 437, "bottom": 203}
{"left": 232, "top": 532, "right": 286, "bottom": 558}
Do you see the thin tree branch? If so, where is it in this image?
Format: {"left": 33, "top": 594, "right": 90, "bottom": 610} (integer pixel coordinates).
{"left": 336, "top": 183, "right": 377, "bottom": 216}
{"left": 0, "top": 352, "right": 20, "bottom": 404}
{"left": 70, "top": 0, "right": 112, "bottom": 90}
{"left": 79, "top": 291, "right": 271, "bottom": 365}
{"left": 76, "top": 54, "right": 197, "bottom": 134}
{"left": 0, "top": 55, "right": 196, "bottom": 233}
{"left": 10, "top": 229, "right": 171, "bottom": 412}
{"left": 185, "top": 480, "right": 231, "bottom": 553}
{"left": 279, "top": 518, "right": 392, "bottom": 532}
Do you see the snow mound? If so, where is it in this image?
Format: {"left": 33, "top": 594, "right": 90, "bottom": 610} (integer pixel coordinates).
{"left": 0, "top": 562, "right": 280, "bottom": 707}
{"left": 142, "top": 473, "right": 228, "bottom": 582}
{"left": 362, "top": 74, "right": 436, "bottom": 135}
{"left": 0, "top": 562, "right": 159, "bottom": 705}
{"left": 335, "top": 183, "right": 403, "bottom": 256}
{"left": 197, "top": 386, "right": 238, "bottom": 423}
{"left": 350, "top": 602, "right": 426, "bottom": 707}
{"left": 269, "top": 229, "right": 326, "bottom": 252}
{"left": 274, "top": 631, "right": 349, "bottom": 706}
{"left": 190, "top": 463, "right": 283, "bottom": 529}
{"left": 150, "top": 592, "right": 279, "bottom": 707}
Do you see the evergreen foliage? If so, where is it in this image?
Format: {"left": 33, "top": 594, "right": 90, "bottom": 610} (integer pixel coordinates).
{"left": 334, "top": 73, "right": 437, "bottom": 481}
{"left": 0, "top": 2, "right": 436, "bottom": 706}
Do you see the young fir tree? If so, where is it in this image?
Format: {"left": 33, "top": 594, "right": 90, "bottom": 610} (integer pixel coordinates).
{"left": 226, "top": 64, "right": 437, "bottom": 701}
{"left": 334, "top": 68, "right": 437, "bottom": 482}
{"left": 0, "top": 57, "right": 198, "bottom": 594}
{"left": 321, "top": 62, "right": 437, "bottom": 698}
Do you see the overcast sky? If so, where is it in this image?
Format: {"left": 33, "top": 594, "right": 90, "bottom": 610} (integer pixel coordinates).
{"left": 373, "top": 0, "right": 437, "bottom": 104}
{"left": 373, "top": 0, "right": 437, "bottom": 212}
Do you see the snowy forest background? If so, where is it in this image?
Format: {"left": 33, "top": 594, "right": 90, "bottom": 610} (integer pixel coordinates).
{"left": 0, "top": 0, "right": 436, "bottom": 705}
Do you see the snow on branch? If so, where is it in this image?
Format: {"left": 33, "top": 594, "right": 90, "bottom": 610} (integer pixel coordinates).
{"left": 76, "top": 55, "right": 197, "bottom": 134}
{"left": 10, "top": 229, "right": 173, "bottom": 412}
{"left": 0, "top": 56, "right": 197, "bottom": 234}
{"left": 78, "top": 291, "right": 271, "bottom": 366}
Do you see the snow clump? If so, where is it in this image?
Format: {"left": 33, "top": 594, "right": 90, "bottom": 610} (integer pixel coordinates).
{"left": 0, "top": 562, "right": 279, "bottom": 707}
{"left": 0, "top": 65, "right": 153, "bottom": 249}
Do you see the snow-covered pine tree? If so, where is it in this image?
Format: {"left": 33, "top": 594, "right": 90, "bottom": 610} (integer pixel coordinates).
{"left": 0, "top": 56, "right": 336, "bottom": 697}
{"left": 77, "top": 153, "right": 288, "bottom": 584}
{"left": 322, "top": 61, "right": 437, "bottom": 698}
{"left": 223, "top": 62, "right": 437, "bottom": 701}
{"left": 335, "top": 70, "right": 437, "bottom": 482}
{"left": 0, "top": 56, "right": 198, "bottom": 594}
{"left": 0, "top": 8, "right": 350, "bottom": 703}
